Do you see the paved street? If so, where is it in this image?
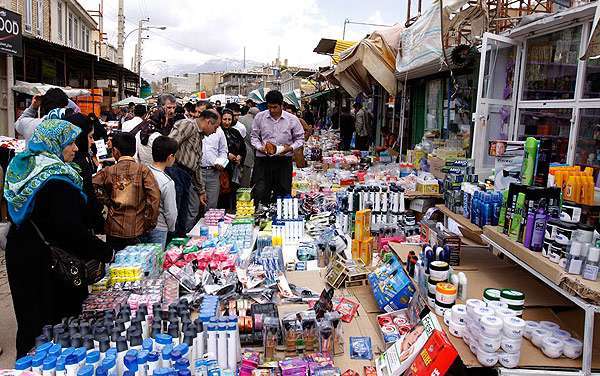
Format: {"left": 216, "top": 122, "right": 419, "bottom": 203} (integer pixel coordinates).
{"left": 0, "top": 251, "right": 17, "bottom": 369}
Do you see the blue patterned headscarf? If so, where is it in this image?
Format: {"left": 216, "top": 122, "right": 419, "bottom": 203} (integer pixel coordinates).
{"left": 4, "top": 119, "right": 84, "bottom": 225}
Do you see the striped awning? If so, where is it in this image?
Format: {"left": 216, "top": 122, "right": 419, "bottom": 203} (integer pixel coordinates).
{"left": 313, "top": 38, "right": 357, "bottom": 64}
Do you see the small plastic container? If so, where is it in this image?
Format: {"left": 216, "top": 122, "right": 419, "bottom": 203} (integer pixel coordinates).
{"left": 502, "top": 316, "right": 526, "bottom": 339}
{"left": 541, "top": 337, "right": 564, "bottom": 358}
{"left": 524, "top": 321, "right": 540, "bottom": 339}
{"left": 498, "top": 351, "right": 520, "bottom": 368}
{"left": 476, "top": 348, "right": 499, "bottom": 367}
{"left": 562, "top": 338, "right": 583, "bottom": 359}
{"left": 531, "top": 328, "right": 551, "bottom": 348}
{"left": 501, "top": 336, "right": 522, "bottom": 354}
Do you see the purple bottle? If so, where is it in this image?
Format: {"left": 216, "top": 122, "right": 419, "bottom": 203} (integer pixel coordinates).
{"left": 530, "top": 206, "right": 548, "bottom": 252}
{"left": 523, "top": 202, "right": 535, "bottom": 249}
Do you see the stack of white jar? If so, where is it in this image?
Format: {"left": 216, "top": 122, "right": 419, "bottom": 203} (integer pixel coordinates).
{"left": 442, "top": 298, "right": 526, "bottom": 368}
{"left": 523, "top": 320, "right": 583, "bottom": 359}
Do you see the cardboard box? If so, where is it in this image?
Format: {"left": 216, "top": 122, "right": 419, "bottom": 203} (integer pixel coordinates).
{"left": 352, "top": 239, "right": 360, "bottom": 261}
{"left": 359, "top": 238, "right": 373, "bottom": 266}
{"left": 368, "top": 254, "right": 416, "bottom": 312}
{"left": 416, "top": 180, "right": 440, "bottom": 194}
{"left": 354, "top": 209, "right": 372, "bottom": 241}
{"left": 405, "top": 330, "right": 458, "bottom": 376}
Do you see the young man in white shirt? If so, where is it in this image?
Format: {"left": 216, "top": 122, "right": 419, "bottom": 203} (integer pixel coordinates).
{"left": 122, "top": 104, "right": 147, "bottom": 132}
{"left": 140, "top": 135, "right": 178, "bottom": 249}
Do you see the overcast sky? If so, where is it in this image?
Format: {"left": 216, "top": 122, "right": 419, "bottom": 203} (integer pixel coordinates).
{"left": 79, "top": 0, "right": 409, "bottom": 77}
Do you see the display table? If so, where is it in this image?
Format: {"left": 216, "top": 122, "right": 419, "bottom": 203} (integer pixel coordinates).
{"left": 284, "top": 270, "right": 383, "bottom": 371}
{"left": 482, "top": 226, "right": 600, "bottom": 375}
{"left": 388, "top": 242, "right": 600, "bottom": 374}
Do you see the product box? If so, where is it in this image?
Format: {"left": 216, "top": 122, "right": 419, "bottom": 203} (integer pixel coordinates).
{"left": 368, "top": 254, "right": 416, "bottom": 312}
{"left": 354, "top": 209, "right": 372, "bottom": 241}
{"left": 416, "top": 180, "right": 440, "bottom": 194}
{"left": 375, "top": 312, "right": 442, "bottom": 376}
{"left": 405, "top": 330, "right": 458, "bottom": 376}
{"left": 359, "top": 237, "right": 373, "bottom": 266}
{"left": 351, "top": 239, "right": 360, "bottom": 261}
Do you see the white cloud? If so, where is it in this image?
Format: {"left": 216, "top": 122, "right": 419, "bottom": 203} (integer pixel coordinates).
{"left": 80, "top": 0, "right": 345, "bottom": 77}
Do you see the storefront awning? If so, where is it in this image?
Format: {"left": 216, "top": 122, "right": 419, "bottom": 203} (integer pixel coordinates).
{"left": 303, "top": 88, "right": 338, "bottom": 101}
{"left": 334, "top": 24, "right": 403, "bottom": 97}
{"left": 12, "top": 81, "right": 90, "bottom": 97}
{"left": 313, "top": 39, "right": 357, "bottom": 64}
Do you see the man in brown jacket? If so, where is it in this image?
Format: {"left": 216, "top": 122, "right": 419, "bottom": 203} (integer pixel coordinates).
{"left": 93, "top": 132, "right": 161, "bottom": 251}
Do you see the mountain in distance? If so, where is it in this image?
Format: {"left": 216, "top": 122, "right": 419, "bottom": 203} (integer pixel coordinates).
{"left": 149, "top": 58, "right": 265, "bottom": 78}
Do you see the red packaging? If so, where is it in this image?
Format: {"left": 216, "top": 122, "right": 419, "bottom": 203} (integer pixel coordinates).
{"left": 341, "top": 370, "right": 359, "bottom": 376}
{"left": 335, "top": 297, "right": 360, "bottom": 323}
{"left": 363, "top": 366, "right": 376, "bottom": 376}
{"left": 405, "top": 330, "right": 458, "bottom": 376}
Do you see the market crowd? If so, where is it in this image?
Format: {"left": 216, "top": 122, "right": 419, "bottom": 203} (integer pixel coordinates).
{"left": 3, "top": 88, "right": 310, "bottom": 357}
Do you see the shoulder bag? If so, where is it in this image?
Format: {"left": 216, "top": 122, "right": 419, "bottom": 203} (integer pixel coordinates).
{"left": 30, "top": 220, "right": 105, "bottom": 287}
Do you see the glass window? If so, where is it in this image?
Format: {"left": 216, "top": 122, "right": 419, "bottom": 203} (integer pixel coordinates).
{"left": 36, "top": 0, "right": 43, "bottom": 36}
{"left": 68, "top": 14, "right": 73, "bottom": 46}
{"left": 57, "top": 2, "right": 62, "bottom": 40}
{"left": 24, "top": 0, "right": 32, "bottom": 32}
{"left": 583, "top": 58, "right": 600, "bottom": 98}
{"left": 518, "top": 108, "right": 573, "bottom": 164}
{"left": 575, "top": 109, "right": 600, "bottom": 168}
{"left": 74, "top": 19, "right": 79, "bottom": 48}
{"left": 523, "top": 27, "right": 581, "bottom": 100}
{"left": 482, "top": 39, "right": 517, "bottom": 100}
{"left": 425, "top": 79, "right": 442, "bottom": 132}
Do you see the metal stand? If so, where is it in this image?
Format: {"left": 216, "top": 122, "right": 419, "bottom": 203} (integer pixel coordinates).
{"left": 483, "top": 234, "right": 600, "bottom": 376}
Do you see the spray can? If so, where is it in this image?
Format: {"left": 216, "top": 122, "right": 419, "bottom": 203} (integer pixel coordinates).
{"left": 226, "top": 323, "right": 237, "bottom": 371}
{"left": 43, "top": 356, "right": 57, "bottom": 376}
{"left": 206, "top": 323, "right": 218, "bottom": 361}
{"left": 530, "top": 206, "right": 548, "bottom": 252}
{"left": 146, "top": 352, "right": 159, "bottom": 376}
{"left": 521, "top": 137, "right": 539, "bottom": 186}
{"left": 55, "top": 357, "right": 66, "bottom": 376}
{"left": 137, "top": 350, "right": 149, "bottom": 376}
{"left": 217, "top": 323, "right": 228, "bottom": 369}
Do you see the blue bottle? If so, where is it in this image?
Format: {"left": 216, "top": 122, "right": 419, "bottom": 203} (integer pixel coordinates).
{"left": 78, "top": 365, "right": 94, "bottom": 376}
{"left": 481, "top": 193, "right": 491, "bottom": 226}
{"left": 15, "top": 355, "right": 33, "bottom": 373}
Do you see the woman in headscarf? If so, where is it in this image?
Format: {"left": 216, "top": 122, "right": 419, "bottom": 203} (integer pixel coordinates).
{"left": 64, "top": 112, "right": 105, "bottom": 233}
{"left": 218, "top": 108, "right": 246, "bottom": 212}
{"left": 4, "top": 119, "right": 114, "bottom": 357}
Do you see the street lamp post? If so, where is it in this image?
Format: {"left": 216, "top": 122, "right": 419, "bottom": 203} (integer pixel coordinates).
{"left": 139, "top": 60, "right": 167, "bottom": 95}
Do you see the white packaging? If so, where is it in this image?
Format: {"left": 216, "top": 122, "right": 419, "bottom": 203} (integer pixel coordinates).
{"left": 502, "top": 316, "right": 526, "bottom": 339}
{"left": 227, "top": 324, "right": 237, "bottom": 371}
{"left": 448, "top": 320, "right": 465, "bottom": 338}
{"left": 476, "top": 348, "right": 499, "bottom": 367}
{"left": 552, "top": 329, "right": 571, "bottom": 342}
{"left": 531, "top": 328, "right": 551, "bottom": 348}
{"left": 217, "top": 327, "right": 228, "bottom": 369}
{"left": 472, "top": 306, "right": 495, "bottom": 322}
{"left": 466, "top": 299, "right": 486, "bottom": 317}
{"left": 451, "top": 304, "right": 467, "bottom": 324}
{"left": 443, "top": 310, "right": 452, "bottom": 326}
{"left": 480, "top": 316, "right": 503, "bottom": 337}
{"left": 541, "top": 337, "right": 564, "bottom": 358}
{"left": 523, "top": 321, "right": 540, "bottom": 339}
{"left": 562, "top": 338, "right": 583, "bottom": 359}
{"left": 501, "top": 336, "right": 522, "bottom": 353}
{"left": 539, "top": 321, "right": 560, "bottom": 332}
{"left": 477, "top": 332, "right": 502, "bottom": 352}
{"left": 498, "top": 351, "right": 520, "bottom": 368}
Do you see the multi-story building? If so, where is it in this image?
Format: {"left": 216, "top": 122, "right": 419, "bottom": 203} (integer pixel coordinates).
{"left": 49, "top": 0, "right": 95, "bottom": 53}
{"left": 280, "top": 67, "right": 317, "bottom": 94}
{"left": 162, "top": 74, "right": 198, "bottom": 95}
{"left": 216, "top": 70, "right": 272, "bottom": 96}
{"left": 197, "top": 72, "right": 222, "bottom": 96}
{"left": 9, "top": 0, "right": 50, "bottom": 39}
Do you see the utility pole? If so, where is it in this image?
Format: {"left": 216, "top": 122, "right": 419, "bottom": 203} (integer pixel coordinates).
{"left": 243, "top": 46, "right": 246, "bottom": 71}
{"left": 98, "top": 0, "right": 103, "bottom": 57}
{"left": 116, "top": 0, "right": 125, "bottom": 65}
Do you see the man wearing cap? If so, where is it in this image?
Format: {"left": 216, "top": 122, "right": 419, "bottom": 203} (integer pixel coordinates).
{"left": 250, "top": 90, "right": 304, "bottom": 205}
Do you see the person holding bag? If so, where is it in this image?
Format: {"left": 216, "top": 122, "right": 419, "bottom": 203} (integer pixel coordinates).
{"left": 4, "top": 119, "right": 114, "bottom": 357}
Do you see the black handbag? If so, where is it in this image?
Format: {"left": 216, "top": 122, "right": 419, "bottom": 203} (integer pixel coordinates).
{"left": 30, "top": 220, "right": 105, "bottom": 287}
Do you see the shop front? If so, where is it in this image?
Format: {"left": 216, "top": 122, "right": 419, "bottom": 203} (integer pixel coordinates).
{"left": 472, "top": 3, "right": 600, "bottom": 177}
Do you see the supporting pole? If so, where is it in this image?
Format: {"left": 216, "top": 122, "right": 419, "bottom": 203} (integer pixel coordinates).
{"left": 7, "top": 55, "right": 15, "bottom": 137}
{"left": 116, "top": 0, "right": 124, "bottom": 65}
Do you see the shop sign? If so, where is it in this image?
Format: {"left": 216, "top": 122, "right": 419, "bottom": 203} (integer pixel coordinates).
{"left": 0, "top": 7, "right": 22, "bottom": 57}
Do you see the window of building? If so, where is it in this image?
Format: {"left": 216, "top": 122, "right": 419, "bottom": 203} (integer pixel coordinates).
{"left": 24, "top": 0, "right": 32, "bottom": 32}
{"left": 575, "top": 108, "right": 600, "bottom": 168}
{"left": 517, "top": 108, "right": 573, "bottom": 164}
{"left": 522, "top": 26, "right": 582, "bottom": 101}
{"left": 36, "top": 0, "right": 43, "bottom": 36}
{"left": 68, "top": 13, "right": 73, "bottom": 47}
{"left": 74, "top": 18, "right": 79, "bottom": 48}
{"left": 57, "top": 1, "right": 63, "bottom": 41}
{"left": 84, "top": 27, "right": 90, "bottom": 52}
{"left": 81, "top": 24, "right": 86, "bottom": 51}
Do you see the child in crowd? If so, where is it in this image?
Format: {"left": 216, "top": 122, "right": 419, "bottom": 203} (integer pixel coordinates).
{"left": 140, "top": 136, "right": 178, "bottom": 249}
{"left": 93, "top": 132, "right": 161, "bottom": 251}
